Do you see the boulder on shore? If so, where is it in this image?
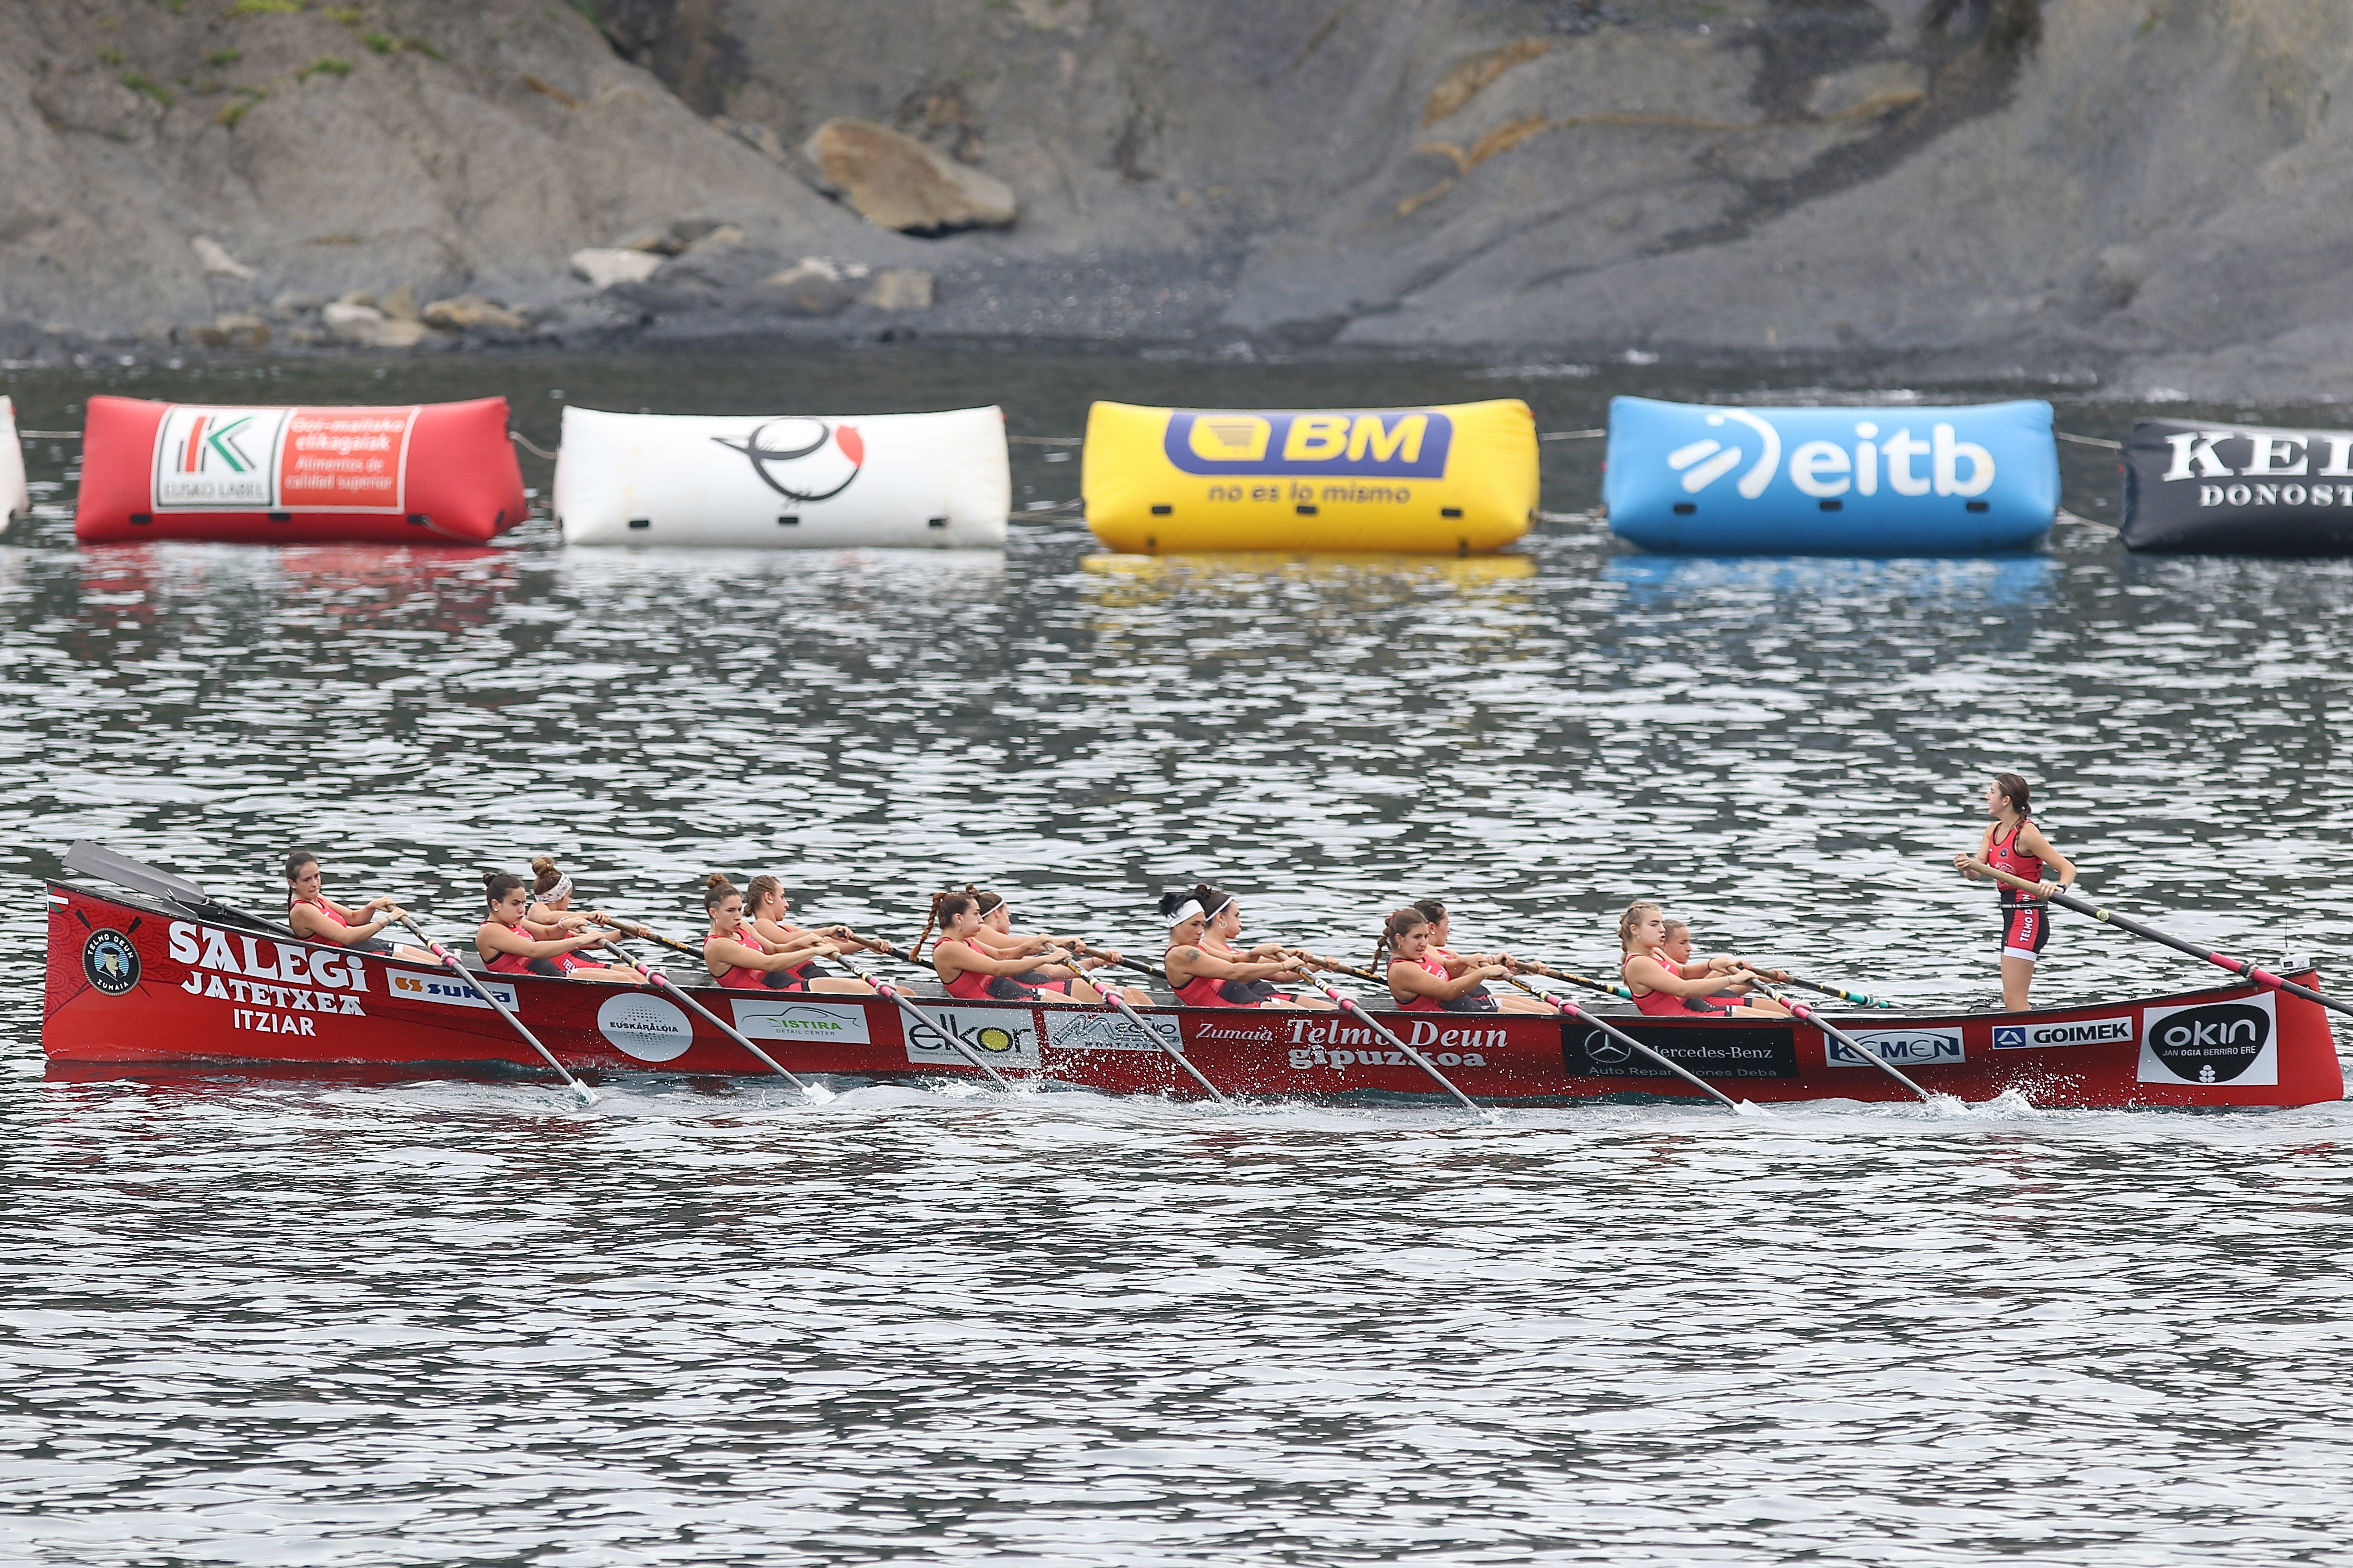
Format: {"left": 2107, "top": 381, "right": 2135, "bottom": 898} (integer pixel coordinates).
{"left": 803, "top": 118, "right": 1016, "bottom": 233}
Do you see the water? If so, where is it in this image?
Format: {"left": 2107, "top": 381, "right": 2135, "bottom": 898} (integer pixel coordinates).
{"left": 3, "top": 346, "right": 2351, "bottom": 1564}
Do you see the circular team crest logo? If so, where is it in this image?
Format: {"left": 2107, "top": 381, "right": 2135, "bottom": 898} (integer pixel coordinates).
{"left": 82, "top": 929, "right": 141, "bottom": 995}
{"left": 595, "top": 992, "right": 694, "bottom": 1063}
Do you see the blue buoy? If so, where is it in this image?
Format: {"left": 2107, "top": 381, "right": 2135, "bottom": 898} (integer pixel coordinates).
{"left": 1603, "top": 396, "right": 2059, "bottom": 555}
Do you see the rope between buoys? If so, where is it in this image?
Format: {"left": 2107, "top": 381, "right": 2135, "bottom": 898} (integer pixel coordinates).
{"left": 509, "top": 430, "right": 558, "bottom": 461}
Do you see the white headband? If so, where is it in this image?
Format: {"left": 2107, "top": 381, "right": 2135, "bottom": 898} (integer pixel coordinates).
{"left": 537, "top": 873, "right": 572, "bottom": 902}
{"left": 1164, "top": 899, "right": 1204, "bottom": 927}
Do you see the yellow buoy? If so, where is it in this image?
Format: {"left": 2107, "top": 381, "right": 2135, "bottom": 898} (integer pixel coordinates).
{"left": 1082, "top": 399, "right": 1537, "bottom": 553}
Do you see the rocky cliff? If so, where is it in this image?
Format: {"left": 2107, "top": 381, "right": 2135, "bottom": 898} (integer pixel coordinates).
{"left": 5, "top": 0, "right": 2350, "bottom": 397}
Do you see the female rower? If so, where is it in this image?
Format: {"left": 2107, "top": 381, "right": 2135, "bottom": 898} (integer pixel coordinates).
{"left": 969, "top": 887, "right": 1144, "bottom": 1002}
{"left": 1376, "top": 906, "right": 1547, "bottom": 1014}
{"left": 525, "top": 856, "right": 612, "bottom": 935}
{"left": 703, "top": 875, "right": 874, "bottom": 993}
{"left": 282, "top": 850, "right": 435, "bottom": 963}
{"left": 1160, "top": 883, "right": 1335, "bottom": 1010}
{"left": 1407, "top": 897, "right": 1557, "bottom": 1014}
{"left": 1618, "top": 901, "right": 1790, "bottom": 1018}
{"left": 745, "top": 875, "right": 887, "bottom": 966}
{"left": 1955, "top": 771, "right": 2077, "bottom": 1010}
{"left": 913, "top": 889, "right": 1108, "bottom": 1005}
{"left": 477, "top": 872, "right": 638, "bottom": 981}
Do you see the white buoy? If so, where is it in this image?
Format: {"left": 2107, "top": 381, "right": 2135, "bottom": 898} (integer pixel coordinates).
{"left": 556, "top": 404, "right": 1010, "bottom": 548}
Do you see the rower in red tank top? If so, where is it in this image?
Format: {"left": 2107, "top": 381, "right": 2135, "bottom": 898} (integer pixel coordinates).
{"left": 282, "top": 849, "right": 435, "bottom": 963}
{"left": 963, "top": 888, "right": 1148, "bottom": 1004}
{"left": 1158, "top": 884, "right": 1335, "bottom": 1010}
{"left": 1956, "top": 772, "right": 2077, "bottom": 1011}
{"left": 1404, "top": 898, "right": 1558, "bottom": 1015}
{"left": 1375, "top": 907, "right": 1526, "bottom": 1014}
{"left": 699, "top": 875, "right": 868, "bottom": 992}
{"left": 915, "top": 889, "right": 1105, "bottom": 1005}
{"left": 475, "top": 872, "right": 636, "bottom": 981}
{"left": 1616, "top": 902, "right": 1790, "bottom": 1018}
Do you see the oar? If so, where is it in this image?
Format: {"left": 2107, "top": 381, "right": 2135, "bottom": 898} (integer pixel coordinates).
{"left": 1093, "top": 987, "right": 1228, "bottom": 1104}
{"left": 1072, "top": 942, "right": 1169, "bottom": 985}
{"left": 1961, "top": 857, "right": 2353, "bottom": 1024}
{"left": 1499, "top": 974, "right": 1564, "bottom": 1013}
{"left": 1291, "top": 979, "right": 1487, "bottom": 1117}
{"left": 1745, "top": 979, "right": 1933, "bottom": 1103}
{"left": 599, "top": 933, "right": 823, "bottom": 1100}
{"left": 1513, "top": 959, "right": 1635, "bottom": 999}
{"left": 395, "top": 916, "right": 599, "bottom": 1106}
{"left": 1542, "top": 990, "right": 1760, "bottom": 1115}
{"left": 822, "top": 956, "right": 1014, "bottom": 1090}
{"left": 1765, "top": 970, "right": 1898, "bottom": 1010}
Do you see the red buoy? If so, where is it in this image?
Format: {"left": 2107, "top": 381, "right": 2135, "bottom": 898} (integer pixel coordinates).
{"left": 74, "top": 395, "right": 526, "bottom": 545}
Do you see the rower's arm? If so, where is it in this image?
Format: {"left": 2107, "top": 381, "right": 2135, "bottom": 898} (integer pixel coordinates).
{"left": 1172, "top": 945, "right": 1295, "bottom": 982}
{"left": 292, "top": 905, "right": 390, "bottom": 945}
{"left": 2019, "top": 824, "right": 2077, "bottom": 889}
{"left": 943, "top": 942, "right": 1071, "bottom": 977}
{"left": 1387, "top": 960, "right": 1496, "bottom": 1001}
{"left": 479, "top": 924, "right": 607, "bottom": 959}
{"left": 1625, "top": 953, "right": 1741, "bottom": 998}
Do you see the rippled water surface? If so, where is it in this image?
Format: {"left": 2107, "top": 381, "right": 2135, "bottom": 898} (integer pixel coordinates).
{"left": 3, "top": 347, "right": 2350, "bottom": 1564}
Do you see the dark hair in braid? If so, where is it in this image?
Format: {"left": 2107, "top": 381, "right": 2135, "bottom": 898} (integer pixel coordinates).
{"left": 913, "top": 888, "right": 980, "bottom": 958}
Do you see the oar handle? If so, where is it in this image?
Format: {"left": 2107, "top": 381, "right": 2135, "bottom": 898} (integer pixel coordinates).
{"left": 1516, "top": 960, "right": 1635, "bottom": 1000}
{"left": 601, "top": 917, "right": 699, "bottom": 958}
{"left": 1960, "top": 856, "right": 2062, "bottom": 900}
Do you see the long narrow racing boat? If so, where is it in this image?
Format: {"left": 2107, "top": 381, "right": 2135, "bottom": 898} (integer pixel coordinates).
{"left": 42, "top": 877, "right": 2346, "bottom": 1108}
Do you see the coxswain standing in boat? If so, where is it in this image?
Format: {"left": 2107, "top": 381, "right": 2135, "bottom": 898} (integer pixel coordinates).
{"left": 283, "top": 850, "right": 436, "bottom": 963}
{"left": 701, "top": 875, "right": 873, "bottom": 993}
{"left": 1160, "top": 884, "right": 1337, "bottom": 1009}
{"left": 969, "top": 887, "right": 1148, "bottom": 1004}
{"left": 1618, "top": 901, "right": 1790, "bottom": 1018}
{"left": 1377, "top": 906, "right": 1551, "bottom": 1014}
{"left": 1408, "top": 898, "right": 1558, "bottom": 1015}
{"left": 914, "top": 889, "right": 1109, "bottom": 1005}
{"left": 477, "top": 872, "right": 637, "bottom": 981}
{"left": 1955, "top": 772, "right": 2077, "bottom": 1011}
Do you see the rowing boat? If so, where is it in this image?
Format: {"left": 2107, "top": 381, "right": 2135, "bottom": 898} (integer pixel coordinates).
{"left": 42, "top": 878, "right": 2345, "bottom": 1108}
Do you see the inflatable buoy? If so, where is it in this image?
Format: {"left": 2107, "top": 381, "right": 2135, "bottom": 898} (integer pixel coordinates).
{"left": 0, "top": 397, "right": 27, "bottom": 535}
{"left": 555, "top": 405, "right": 1008, "bottom": 547}
{"left": 74, "top": 396, "right": 524, "bottom": 546}
{"left": 2122, "top": 419, "right": 2353, "bottom": 553}
{"left": 1605, "top": 397, "right": 2058, "bottom": 554}
{"left": 1083, "top": 400, "right": 1536, "bottom": 554}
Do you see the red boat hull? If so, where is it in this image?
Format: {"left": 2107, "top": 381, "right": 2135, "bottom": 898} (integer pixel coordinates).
{"left": 42, "top": 882, "right": 2346, "bottom": 1109}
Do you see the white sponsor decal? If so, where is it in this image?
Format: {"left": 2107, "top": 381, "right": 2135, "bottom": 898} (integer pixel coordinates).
{"left": 1828, "top": 1027, "right": 1964, "bottom": 1068}
{"left": 2138, "top": 992, "right": 2278, "bottom": 1087}
{"left": 597, "top": 992, "right": 693, "bottom": 1063}
{"left": 903, "top": 1005, "right": 1040, "bottom": 1069}
{"left": 153, "top": 406, "right": 291, "bottom": 509}
{"left": 387, "top": 969, "right": 518, "bottom": 1010}
{"left": 1044, "top": 1008, "right": 1182, "bottom": 1055}
{"left": 728, "top": 998, "right": 872, "bottom": 1045}
{"left": 1990, "top": 1015, "right": 2135, "bottom": 1050}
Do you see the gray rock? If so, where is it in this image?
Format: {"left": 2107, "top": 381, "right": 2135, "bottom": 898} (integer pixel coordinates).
{"left": 803, "top": 118, "right": 1017, "bottom": 232}
{"left": 745, "top": 263, "right": 856, "bottom": 315}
